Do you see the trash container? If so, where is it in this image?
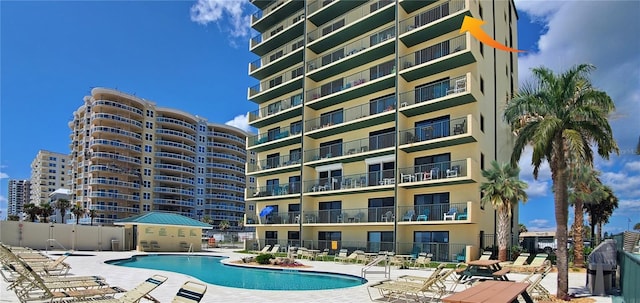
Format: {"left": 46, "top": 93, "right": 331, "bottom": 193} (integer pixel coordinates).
{"left": 586, "top": 239, "right": 617, "bottom": 296}
{"left": 111, "top": 240, "right": 120, "bottom": 251}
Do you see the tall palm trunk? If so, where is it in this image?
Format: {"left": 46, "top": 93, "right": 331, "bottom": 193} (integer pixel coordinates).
{"left": 552, "top": 141, "right": 570, "bottom": 300}
{"left": 573, "top": 200, "right": 585, "bottom": 267}
{"left": 497, "top": 208, "right": 509, "bottom": 261}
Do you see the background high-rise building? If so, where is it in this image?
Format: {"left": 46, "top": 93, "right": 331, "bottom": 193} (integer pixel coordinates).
{"left": 30, "top": 150, "right": 70, "bottom": 205}
{"left": 69, "top": 88, "right": 249, "bottom": 226}
{"left": 245, "top": 0, "right": 518, "bottom": 260}
{"left": 8, "top": 179, "right": 31, "bottom": 216}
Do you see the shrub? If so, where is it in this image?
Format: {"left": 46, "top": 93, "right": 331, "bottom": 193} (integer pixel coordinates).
{"left": 255, "top": 253, "right": 274, "bottom": 265}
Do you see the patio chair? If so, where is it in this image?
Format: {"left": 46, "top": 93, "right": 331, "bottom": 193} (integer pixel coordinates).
{"left": 457, "top": 208, "right": 468, "bottom": 220}
{"left": 318, "top": 248, "right": 330, "bottom": 261}
{"left": 22, "top": 252, "right": 72, "bottom": 276}
{"left": 520, "top": 260, "right": 552, "bottom": 301}
{"left": 381, "top": 211, "right": 394, "bottom": 222}
{"left": 334, "top": 249, "right": 349, "bottom": 263}
{"left": 503, "top": 253, "right": 530, "bottom": 269}
{"left": 269, "top": 244, "right": 281, "bottom": 254}
{"left": 443, "top": 207, "right": 457, "bottom": 221}
{"left": 150, "top": 241, "right": 161, "bottom": 251}
{"left": 59, "top": 274, "right": 169, "bottom": 303}
{"left": 413, "top": 253, "right": 432, "bottom": 269}
{"left": 402, "top": 210, "right": 415, "bottom": 221}
{"left": 139, "top": 241, "right": 151, "bottom": 252}
{"left": 478, "top": 251, "right": 492, "bottom": 260}
{"left": 456, "top": 248, "right": 466, "bottom": 262}
{"left": 258, "top": 245, "right": 271, "bottom": 253}
{"left": 416, "top": 209, "right": 430, "bottom": 221}
{"left": 172, "top": 280, "right": 208, "bottom": 303}
{"left": 369, "top": 264, "right": 453, "bottom": 302}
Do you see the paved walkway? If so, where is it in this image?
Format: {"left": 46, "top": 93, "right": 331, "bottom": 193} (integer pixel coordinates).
{"left": 1, "top": 249, "right": 613, "bottom": 303}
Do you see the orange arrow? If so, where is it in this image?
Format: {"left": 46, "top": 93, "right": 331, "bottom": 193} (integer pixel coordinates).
{"left": 460, "top": 16, "right": 525, "bottom": 53}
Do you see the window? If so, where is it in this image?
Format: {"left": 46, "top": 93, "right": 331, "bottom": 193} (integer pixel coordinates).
{"left": 368, "top": 161, "right": 394, "bottom": 186}
{"left": 266, "top": 179, "right": 279, "bottom": 195}
{"left": 415, "top": 78, "right": 449, "bottom": 103}
{"left": 267, "top": 127, "right": 281, "bottom": 141}
{"left": 319, "top": 201, "right": 342, "bottom": 223}
{"left": 145, "top": 121, "right": 153, "bottom": 129}
{"left": 266, "top": 153, "right": 280, "bottom": 169}
{"left": 322, "top": 19, "right": 344, "bottom": 36}
{"left": 414, "top": 231, "right": 450, "bottom": 260}
{"left": 291, "top": 66, "right": 304, "bottom": 78}
{"left": 143, "top": 181, "right": 151, "bottom": 188}
{"left": 268, "top": 75, "right": 283, "bottom": 88}
{"left": 145, "top": 133, "right": 153, "bottom": 141}
{"left": 318, "top": 231, "right": 341, "bottom": 251}
{"left": 320, "top": 79, "right": 344, "bottom": 97}
{"left": 415, "top": 153, "right": 451, "bottom": 178}
{"left": 288, "top": 175, "right": 301, "bottom": 194}
{"left": 480, "top": 77, "right": 484, "bottom": 94}
{"left": 267, "top": 101, "right": 282, "bottom": 115}
{"left": 369, "top": 127, "right": 395, "bottom": 150}
{"left": 414, "top": 192, "right": 450, "bottom": 220}
{"left": 370, "top": 61, "right": 395, "bottom": 80}
{"left": 368, "top": 231, "right": 394, "bottom": 252}
{"left": 318, "top": 168, "right": 342, "bottom": 190}
{"left": 198, "top": 167, "right": 205, "bottom": 174}
{"left": 415, "top": 116, "right": 450, "bottom": 141}
{"left": 320, "top": 139, "right": 342, "bottom": 159}
{"left": 145, "top": 145, "right": 152, "bottom": 153}
{"left": 143, "top": 204, "right": 150, "bottom": 211}
{"left": 320, "top": 109, "right": 343, "bottom": 127}
{"left": 287, "top": 231, "right": 300, "bottom": 246}
{"left": 290, "top": 120, "right": 302, "bottom": 135}
{"left": 144, "top": 157, "right": 152, "bottom": 164}
{"left": 368, "top": 197, "right": 394, "bottom": 222}
{"left": 269, "top": 50, "right": 284, "bottom": 63}
{"left": 265, "top": 231, "right": 278, "bottom": 246}
{"left": 480, "top": 114, "right": 485, "bottom": 132}
{"left": 370, "top": 26, "right": 395, "bottom": 46}
{"left": 143, "top": 193, "right": 150, "bottom": 199}
{"left": 144, "top": 169, "right": 151, "bottom": 176}
{"left": 197, "top": 188, "right": 204, "bottom": 195}
{"left": 370, "top": 94, "right": 396, "bottom": 115}
{"left": 146, "top": 110, "right": 154, "bottom": 117}
{"left": 289, "top": 148, "right": 301, "bottom": 164}
{"left": 249, "top": 177, "right": 255, "bottom": 183}
{"left": 198, "top": 178, "right": 204, "bottom": 184}
{"left": 291, "top": 39, "right": 304, "bottom": 51}
{"left": 321, "top": 49, "right": 344, "bottom": 66}
{"left": 481, "top": 153, "right": 485, "bottom": 170}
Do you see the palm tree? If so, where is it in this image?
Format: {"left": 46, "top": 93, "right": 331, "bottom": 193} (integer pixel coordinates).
{"left": 71, "top": 204, "right": 85, "bottom": 225}
{"left": 584, "top": 186, "right": 618, "bottom": 245}
{"left": 480, "top": 161, "right": 528, "bottom": 262}
{"left": 504, "top": 64, "right": 618, "bottom": 298}
{"left": 568, "top": 163, "right": 606, "bottom": 267}
{"left": 55, "top": 199, "right": 71, "bottom": 224}
{"left": 218, "top": 220, "right": 230, "bottom": 243}
{"left": 88, "top": 209, "right": 98, "bottom": 226}
{"left": 518, "top": 223, "right": 528, "bottom": 234}
{"left": 23, "top": 203, "right": 40, "bottom": 222}
{"left": 634, "top": 222, "right": 640, "bottom": 231}
{"left": 7, "top": 214, "right": 20, "bottom": 221}
{"left": 40, "top": 203, "right": 55, "bottom": 223}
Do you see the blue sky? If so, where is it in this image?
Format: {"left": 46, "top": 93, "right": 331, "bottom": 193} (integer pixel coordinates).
{"left": 1, "top": 1, "right": 638, "bottom": 233}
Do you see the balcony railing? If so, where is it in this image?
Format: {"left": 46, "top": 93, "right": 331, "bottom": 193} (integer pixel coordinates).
{"left": 399, "top": 116, "right": 468, "bottom": 144}
{"left": 399, "top": 35, "right": 466, "bottom": 70}
{"left": 153, "top": 198, "right": 195, "bottom": 207}
{"left": 251, "top": 0, "right": 287, "bottom": 23}
{"left": 206, "top": 173, "right": 245, "bottom": 183}
{"left": 398, "top": 75, "right": 467, "bottom": 107}
{"left": 205, "top": 193, "right": 245, "bottom": 202}
{"left": 397, "top": 202, "right": 469, "bottom": 222}
{"left": 247, "top": 124, "right": 301, "bottom": 147}
{"left": 89, "top": 139, "right": 141, "bottom": 153}
{"left": 207, "top": 163, "right": 245, "bottom": 174}
{"left": 91, "top": 113, "right": 142, "bottom": 128}
{"left": 154, "top": 187, "right": 195, "bottom": 196}
{"left": 249, "top": 65, "right": 304, "bottom": 97}
{"left": 207, "top": 142, "right": 247, "bottom": 156}
{"left": 306, "top": 0, "right": 334, "bottom": 16}
{"left": 306, "top": 60, "right": 395, "bottom": 101}
{"left": 91, "top": 152, "right": 140, "bottom": 164}
{"left": 90, "top": 126, "right": 142, "bottom": 140}
{"left": 307, "top": 0, "right": 394, "bottom": 43}
{"left": 304, "top": 132, "right": 395, "bottom": 161}
{"left": 207, "top": 152, "right": 245, "bottom": 164}
{"left": 155, "top": 140, "right": 196, "bottom": 153}
{"left": 154, "top": 175, "right": 195, "bottom": 185}
{"left": 206, "top": 183, "right": 245, "bottom": 193}
{"left": 154, "top": 152, "right": 195, "bottom": 163}
{"left": 156, "top": 117, "right": 197, "bottom": 131}
{"left": 305, "top": 95, "right": 396, "bottom": 132}
{"left": 307, "top": 25, "right": 395, "bottom": 72}
{"left": 208, "top": 131, "right": 245, "bottom": 145}
{"left": 154, "top": 163, "right": 195, "bottom": 174}
{"left": 301, "top": 206, "right": 396, "bottom": 224}
{"left": 304, "top": 168, "right": 395, "bottom": 193}
{"left": 399, "top": 0, "right": 466, "bottom": 35}
{"left": 246, "top": 211, "right": 301, "bottom": 225}
{"left": 156, "top": 128, "right": 197, "bottom": 142}
{"left": 93, "top": 100, "right": 143, "bottom": 116}
{"left": 248, "top": 154, "right": 301, "bottom": 173}
{"left": 247, "top": 182, "right": 302, "bottom": 198}
{"left": 250, "top": 9, "right": 305, "bottom": 48}
{"left": 89, "top": 178, "right": 140, "bottom": 189}
{"left": 398, "top": 159, "right": 467, "bottom": 183}
{"left": 250, "top": 39, "right": 304, "bottom": 72}
{"left": 248, "top": 93, "right": 303, "bottom": 122}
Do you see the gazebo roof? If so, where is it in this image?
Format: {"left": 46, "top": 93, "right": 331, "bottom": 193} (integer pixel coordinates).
{"left": 113, "top": 212, "right": 213, "bottom": 229}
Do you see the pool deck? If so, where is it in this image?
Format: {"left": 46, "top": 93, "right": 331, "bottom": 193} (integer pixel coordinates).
{"left": 1, "top": 248, "right": 613, "bottom": 303}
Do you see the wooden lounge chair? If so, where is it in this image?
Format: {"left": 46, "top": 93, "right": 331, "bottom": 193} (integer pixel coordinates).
{"left": 172, "top": 281, "right": 208, "bottom": 303}
{"left": 59, "top": 274, "right": 169, "bottom": 303}
{"left": 512, "top": 253, "right": 547, "bottom": 272}
{"left": 521, "top": 260, "right": 553, "bottom": 301}
{"left": 369, "top": 264, "right": 453, "bottom": 302}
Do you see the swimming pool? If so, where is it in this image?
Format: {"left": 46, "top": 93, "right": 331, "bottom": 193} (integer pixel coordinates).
{"left": 106, "top": 255, "right": 366, "bottom": 290}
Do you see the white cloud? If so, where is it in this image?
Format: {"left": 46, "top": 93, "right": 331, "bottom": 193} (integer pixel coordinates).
{"left": 624, "top": 161, "right": 640, "bottom": 172}
{"left": 225, "top": 113, "right": 253, "bottom": 133}
{"left": 528, "top": 219, "right": 554, "bottom": 231}
{"left": 524, "top": 180, "right": 550, "bottom": 197}
{"left": 190, "top": 0, "right": 252, "bottom": 43}
{"left": 601, "top": 171, "right": 640, "bottom": 199}
{"left": 516, "top": 0, "right": 640, "bottom": 154}
{"left": 615, "top": 199, "right": 640, "bottom": 214}
{"left": 0, "top": 195, "right": 6, "bottom": 203}
{"left": 0, "top": 172, "right": 8, "bottom": 179}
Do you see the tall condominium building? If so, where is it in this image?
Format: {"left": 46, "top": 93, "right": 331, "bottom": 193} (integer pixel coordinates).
{"left": 8, "top": 179, "right": 31, "bottom": 216}
{"left": 245, "top": 0, "right": 518, "bottom": 261}
{"left": 69, "top": 88, "right": 248, "bottom": 226}
{"left": 30, "top": 150, "right": 70, "bottom": 205}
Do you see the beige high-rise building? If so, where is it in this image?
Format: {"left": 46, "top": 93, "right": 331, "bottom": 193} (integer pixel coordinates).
{"left": 30, "top": 150, "right": 70, "bottom": 205}
{"left": 245, "top": 0, "right": 518, "bottom": 261}
{"left": 69, "top": 88, "right": 249, "bottom": 226}
{"left": 8, "top": 179, "right": 31, "bottom": 216}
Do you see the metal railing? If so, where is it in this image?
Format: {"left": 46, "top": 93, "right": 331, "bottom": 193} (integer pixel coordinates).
{"left": 306, "top": 59, "right": 395, "bottom": 101}
{"left": 250, "top": 9, "right": 305, "bottom": 48}
{"left": 247, "top": 124, "right": 301, "bottom": 147}
{"left": 307, "top": 25, "right": 395, "bottom": 72}
{"left": 156, "top": 116, "right": 197, "bottom": 131}
{"left": 398, "top": 116, "right": 468, "bottom": 145}
{"left": 248, "top": 93, "right": 303, "bottom": 122}
{"left": 398, "top": 159, "right": 468, "bottom": 182}
{"left": 398, "top": 75, "right": 468, "bottom": 107}
{"left": 399, "top": 0, "right": 466, "bottom": 35}
{"left": 304, "top": 131, "right": 395, "bottom": 161}
{"left": 303, "top": 168, "right": 395, "bottom": 192}
{"left": 399, "top": 35, "right": 466, "bottom": 70}
{"left": 397, "top": 202, "right": 469, "bottom": 222}
{"left": 305, "top": 95, "right": 395, "bottom": 131}
{"left": 247, "top": 181, "right": 302, "bottom": 198}
{"left": 307, "top": 0, "right": 394, "bottom": 43}
{"left": 250, "top": 39, "right": 304, "bottom": 72}
{"left": 251, "top": 0, "right": 288, "bottom": 23}
{"left": 248, "top": 154, "right": 301, "bottom": 173}
{"left": 249, "top": 65, "right": 304, "bottom": 97}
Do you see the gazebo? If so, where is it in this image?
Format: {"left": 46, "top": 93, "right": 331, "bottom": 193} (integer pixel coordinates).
{"left": 114, "top": 212, "right": 213, "bottom": 252}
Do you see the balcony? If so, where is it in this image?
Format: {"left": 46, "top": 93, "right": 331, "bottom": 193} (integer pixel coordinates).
{"left": 247, "top": 125, "right": 302, "bottom": 152}
{"left": 399, "top": 73, "right": 478, "bottom": 117}
{"left": 247, "top": 153, "right": 301, "bottom": 176}
{"left": 154, "top": 187, "right": 195, "bottom": 196}
{"left": 307, "top": 0, "right": 366, "bottom": 26}
{"left": 156, "top": 116, "right": 197, "bottom": 133}
{"left": 206, "top": 193, "right": 245, "bottom": 203}
{"left": 399, "top": 115, "right": 477, "bottom": 152}
{"left": 249, "top": 39, "right": 304, "bottom": 80}
{"left": 397, "top": 201, "right": 471, "bottom": 223}
{"left": 207, "top": 152, "right": 245, "bottom": 165}
{"left": 251, "top": 0, "right": 304, "bottom": 32}
{"left": 247, "top": 182, "right": 302, "bottom": 200}
{"left": 154, "top": 175, "right": 195, "bottom": 186}
{"left": 248, "top": 65, "right": 304, "bottom": 104}
{"left": 206, "top": 142, "right": 246, "bottom": 157}
{"left": 207, "top": 173, "right": 245, "bottom": 184}
{"left": 89, "top": 178, "right": 140, "bottom": 189}
{"left": 305, "top": 95, "right": 396, "bottom": 139}
{"left": 307, "top": 0, "right": 395, "bottom": 54}
{"left": 154, "top": 163, "right": 195, "bottom": 175}
{"left": 207, "top": 163, "right": 245, "bottom": 174}
{"left": 303, "top": 169, "right": 395, "bottom": 196}
{"left": 248, "top": 93, "right": 303, "bottom": 128}
{"left": 250, "top": 0, "right": 275, "bottom": 10}
{"left": 92, "top": 100, "right": 144, "bottom": 117}
{"left": 154, "top": 198, "right": 195, "bottom": 208}
{"left": 246, "top": 211, "right": 300, "bottom": 225}
{"left": 399, "top": 34, "right": 476, "bottom": 82}
{"left": 206, "top": 183, "right": 245, "bottom": 194}
{"left": 154, "top": 152, "right": 195, "bottom": 164}
{"left": 299, "top": 206, "right": 396, "bottom": 225}
{"left": 306, "top": 26, "right": 395, "bottom": 82}
{"left": 306, "top": 60, "right": 396, "bottom": 110}
{"left": 89, "top": 139, "right": 141, "bottom": 153}
{"left": 304, "top": 132, "right": 395, "bottom": 166}
{"left": 91, "top": 152, "right": 140, "bottom": 165}
{"left": 89, "top": 164, "right": 140, "bottom": 177}
{"left": 91, "top": 113, "right": 143, "bottom": 129}
{"left": 156, "top": 140, "right": 196, "bottom": 153}
{"left": 208, "top": 131, "right": 246, "bottom": 145}
{"left": 155, "top": 128, "right": 197, "bottom": 143}
{"left": 398, "top": 158, "right": 475, "bottom": 188}
{"left": 250, "top": 10, "right": 305, "bottom": 56}
{"left": 399, "top": 0, "right": 437, "bottom": 13}
{"left": 399, "top": 0, "right": 470, "bottom": 47}
{"left": 90, "top": 126, "right": 142, "bottom": 141}
{"left": 89, "top": 191, "right": 140, "bottom": 202}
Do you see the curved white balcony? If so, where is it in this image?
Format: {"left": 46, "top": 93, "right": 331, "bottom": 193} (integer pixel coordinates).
{"left": 207, "top": 152, "right": 246, "bottom": 164}
{"left": 205, "top": 193, "right": 245, "bottom": 203}
{"left": 91, "top": 113, "right": 143, "bottom": 129}
{"left": 156, "top": 128, "right": 197, "bottom": 142}
{"left": 89, "top": 139, "right": 142, "bottom": 153}
{"left": 207, "top": 142, "right": 247, "bottom": 157}
{"left": 206, "top": 173, "right": 245, "bottom": 184}
{"left": 90, "top": 152, "right": 141, "bottom": 165}
{"left": 88, "top": 165, "right": 141, "bottom": 177}
{"left": 93, "top": 100, "right": 144, "bottom": 117}
{"left": 154, "top": 175, "right": 195, "bottom": 186}
{"left": 153, "top": 198, "right": 195, "bottom": 207}
{"left": 208, "top": 132, "right": 246, "bottom": 145}
{"left": 154, "top": 163, "right": 195, "bottom": 174}
{"left": 155, "top": 140, "right": 196, "bottom": 153}
{"left": 89, "top": 178, "right": 140, "bottom": 189}
{"left": 156, "top": 117, "right": 197, "bottom": 132}
{"left": 206, "top": 183, "right": 245, "bottom": 193}
{"left": 154, "top": 152, "right": 196, "bottom": 164}
{"left": 207, "top": 163, "right": 245, "bottom": 174}
{"left": 154, "top": 187, "right": 195, "bottom": 196}
{"left": 90, "top": 126, "right": 142, "bottom": 141}
{"left": 89, "top": 191, "right": 140, "bottom": 201}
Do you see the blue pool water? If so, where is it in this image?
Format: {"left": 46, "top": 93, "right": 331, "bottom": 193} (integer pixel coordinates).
{"left": 106, "top": 255, "right": 366, "bottom": 290}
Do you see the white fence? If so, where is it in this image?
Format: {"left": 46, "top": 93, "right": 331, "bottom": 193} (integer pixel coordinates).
{"left": 0, "top": 221, "right": 125, "bottom": 251}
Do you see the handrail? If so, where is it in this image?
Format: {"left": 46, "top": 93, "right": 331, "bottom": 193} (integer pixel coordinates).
{"left": 361, "top": 254, "right": 390, "bottom": 278}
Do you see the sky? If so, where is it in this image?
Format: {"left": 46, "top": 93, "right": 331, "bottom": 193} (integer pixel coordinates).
{"left": 1, "top": 0, "right": 638, "bottom": 234}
